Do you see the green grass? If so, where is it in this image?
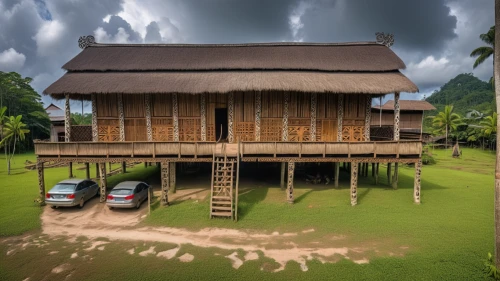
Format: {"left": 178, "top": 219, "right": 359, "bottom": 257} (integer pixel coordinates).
{"left": 0, "top": 147, "right": 497, "bottom": 280}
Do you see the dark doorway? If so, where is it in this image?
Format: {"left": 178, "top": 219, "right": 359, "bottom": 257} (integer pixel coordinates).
{"left": 215, "top": 108, "right": 228, "bottom": 141}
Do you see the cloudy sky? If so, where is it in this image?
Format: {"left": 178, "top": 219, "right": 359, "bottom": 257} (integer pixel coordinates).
{"left": 0, "top": 0, "right": 494, "bottom": 109}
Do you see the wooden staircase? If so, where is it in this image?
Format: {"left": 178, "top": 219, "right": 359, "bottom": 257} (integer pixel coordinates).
{"left": 210, "top": 143, "right": 239, "bottom": 220}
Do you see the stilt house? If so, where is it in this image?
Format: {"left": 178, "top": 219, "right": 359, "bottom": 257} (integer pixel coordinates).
{"left": 35, "top": 35, "right": 422, "bottom": 220}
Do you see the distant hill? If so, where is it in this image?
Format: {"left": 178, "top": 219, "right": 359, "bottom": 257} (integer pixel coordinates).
{"left": 425, "top": 73, "right": 495, "bottom": 116}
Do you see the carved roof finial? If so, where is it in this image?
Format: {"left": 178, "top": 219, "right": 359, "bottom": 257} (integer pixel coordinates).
{"left": 78, "top": 35, "right": 95, "bottom": 49}
{"left": 375, "top": 32, "right": 394, "bottom": 47}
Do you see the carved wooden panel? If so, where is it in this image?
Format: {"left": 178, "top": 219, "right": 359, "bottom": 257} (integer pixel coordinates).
{"left": 342, "top": 126, "right": 365, "bottom": 142}
{"left": 179, "top": 118, "right": 201, "bottom": 141}
{"left": 287, "top": 118, "right": 311, "bottom": 142}
{"left": 98, "top": 120, "right": 120, "bottom": 141}
{"left": 65, "top": 94, "right": 71, "bottom": 142}
{"left": 235, "top": 122, "right": 255, "bottom": 141}
{"left": 152, "top": 118, "right": 173, "bottom": 141}
{"left": 206, "top": 124, "right": 216, "bottom": 142}
{"left": 91, "top": 94, "right": 98, "bottom": 142}
{"left": 261, "top": 118, "right": 282, "bottom": 141}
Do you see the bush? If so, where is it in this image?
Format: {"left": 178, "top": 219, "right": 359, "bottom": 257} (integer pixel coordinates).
{"left": 484, "top": 253, "right": 499, "bottom": 280}
{"left": 422, "top": 153, "right": 436, "bottom": 165}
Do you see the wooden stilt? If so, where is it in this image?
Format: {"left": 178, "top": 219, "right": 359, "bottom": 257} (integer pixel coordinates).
{"left": 95, "top": 163, "right": 99, "bottom": 178}
{"left": 371, "top": 163, "right": 375, "bottom": 177}
{"left": 68, "top": 162, "right": 73, "bottom": 178}
{"left": 122, "top": 161, "right": 126, "bottom": 174}
{"left": 109, "top": 162, "right": 112, "bottom": 172}
{"left": 144, "top": 162, "right": 148, "bottom": 168}
{"left": 286, "top": 161, "right": 295, "bottom": 203}
{"left": 85, "top": 163, "right": 90, "bottom": 179}
{"left": 335, "top": 162, "right": 340, "bottom": 188}
{"left": 280, "top": 162, "right": 286, "bottom": 190}
{"left": 375, "top": 163, "right": 379, "bottom": 185}
{"left": 350, "top": 161, "right": 358, "bottom": 206}
{"left": 392, "top": 163, "right": 399, "bottom": 189}
{"left": 170, "top": 162, "right": 176, "bottom": 193}
{"left": 37, "top": 162, "right": 45, "bottom": 204}
{"left": 161, "top": 162, "right": 170, "bottom": 206}
{"left": 343, "top": 162, "right": 346, "bottom": 170}
{"left": 387, "top": 163, "right": 392, "bottom": 186}
{"left": 98, "top": 163, "right": 107, "bottom": 203}
{"left": 414, "top": 160, "right": 422, "bottom": 204}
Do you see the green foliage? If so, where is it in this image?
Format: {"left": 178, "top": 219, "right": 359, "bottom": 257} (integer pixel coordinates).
{"left": 0, "top": 72, "right": 50, "bottom": 149}
{"left": 71, "top": 112, "right": 92, "bottom": 125}
{"left": 422, "top": 153, "right": 436, "bottom": 165}
{"left": 470, "top": 26, "right": 494, "bottom": 69}
{"left": 484, "top": 253, "right": 499, "bottom": 280}
{"left": 480, "top": 112, "right": 497, "bottom": 137}
{"left": 1, "top": 115, "right": 30, "bottom": 175}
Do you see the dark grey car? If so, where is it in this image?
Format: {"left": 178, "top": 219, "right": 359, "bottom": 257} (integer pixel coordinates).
{"left": 106, "top": 181, "right": 149, "bottom": 209}
{"left": 45, "top": 179, "right": 99, "bottom": 208}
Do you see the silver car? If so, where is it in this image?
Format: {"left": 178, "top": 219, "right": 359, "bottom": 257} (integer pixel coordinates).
{"left": 45, "top": 179, "right": 99, "bottom": 209}
{"left": 106, "top": 181, "right": 149, "bottom": 209}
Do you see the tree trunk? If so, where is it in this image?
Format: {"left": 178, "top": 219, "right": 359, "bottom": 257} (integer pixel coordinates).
{"left": 445, "top": 125, "right": 448, "bottom": 150}
{"left": 494, "top": 0, "right": 500, "bottom": 268}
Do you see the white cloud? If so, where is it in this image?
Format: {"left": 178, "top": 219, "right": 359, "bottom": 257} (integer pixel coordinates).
{"left": 33, "top": 20, "right": 65, "bottom": 57}
{"left": 0, "top": 48, "right": 26, "bottom": 71}
{"left": 404, "top": 56, "right": 461, "bottom": 90}
{"left": 94, "top": 27, "right": 132, "bottom": 44}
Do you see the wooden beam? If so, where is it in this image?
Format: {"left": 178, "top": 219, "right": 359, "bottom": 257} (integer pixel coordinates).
{"left": 337, "top": 94, "right": 344, "bottom": 142}
{"left": 387, "top": 163, "right": 392, "bottom": 186}
{"left": 351, "top": 161, "right": 358, "bottom": 206}
{"left": 161, "top": 161, "right": 170, "bottom": 206}
{"left": 375, "top": 163, "right": 379, "bottom": 185}
{"left": 98, "top": 163, "right": 107, "bottom": 203}
{"left": 228, "top": 92, "right": 234, "bottom": 143}
{"left": 414, "top": 160, "right": 422, "bottom": 204}
{"left": 392, "top": 163, "right": 399, "bottom": 189}
{"left": 64, "top": 94, "right": 71, "bottom": 142}
{"left": 286, "top": 161, "right": 294, "bottom": 203}
{"left": 310, "top": 93, "right": 317, "bottom": 140}
{"left": 394, "top": 92, "right": 400, "bottom": 141}
{"left": 91, "top": 94, "right": 98, "bottom": 142}
{"left": 145, "top": 94, "right": 153, "bottom": 142}
{"left": 37, "top": 161, "right": 45, "bottom": 204}
{"left": 255, "top": 91, "right": 261, "bottom": 141}
{"left": 118, "top": 94, "right": 125, "bottom": 141}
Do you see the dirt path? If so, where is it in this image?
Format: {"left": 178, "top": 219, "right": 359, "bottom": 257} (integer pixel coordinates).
{"left": 40, "top": 194, "right": 406, "bottom": 272}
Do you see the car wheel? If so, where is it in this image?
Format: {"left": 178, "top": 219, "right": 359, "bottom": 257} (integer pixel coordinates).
{"left": 135, "top": 200, "right": 141, "bottom": 209}
{"left": 108, "top": 206, "right": 113, "bottom": 210}
{"left": 78, "top": 198, "right": 85, "bottom": 209}
{"left": 51, "top": 205, "right": 57, "bottom": 209}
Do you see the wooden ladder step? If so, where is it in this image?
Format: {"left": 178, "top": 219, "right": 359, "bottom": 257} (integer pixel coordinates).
{"left": 212, "top": 196, "right": 231, "bottom": 200}
{"left": 211, "top": 211, "right": 232, "bottom": 217}
{"left": 212, "top": 206, "right": 232, "bottom": 211}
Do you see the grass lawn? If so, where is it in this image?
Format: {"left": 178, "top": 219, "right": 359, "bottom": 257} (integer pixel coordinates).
{"left": 0, "top": 147, "right": 496, "bottom": 280}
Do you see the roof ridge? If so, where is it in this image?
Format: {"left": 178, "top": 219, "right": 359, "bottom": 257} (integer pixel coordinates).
{"left": 87, "top": 41, "right": 382, "bottom": 48}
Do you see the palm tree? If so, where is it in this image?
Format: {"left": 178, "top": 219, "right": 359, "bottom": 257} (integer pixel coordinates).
{"left": 429, "top": 105, "right": 462, "bottom": 149}
{"left": 471, "top": 26, "right": 494, "bottom": 69}
{"left": 0, "top": 115, "right": 30, "bottom": 175}
{"left": 481, "top": 112, "right": 498, "bottom": 137}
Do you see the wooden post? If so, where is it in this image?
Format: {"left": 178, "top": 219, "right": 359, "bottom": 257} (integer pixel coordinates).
{"left": 255, "top": 92, "right": 261, "bottom": 141}
{"left": 334, "top": 162, "right": 340, "bottom": 188}
{"left": 85, "top": 163, "right": 90, "bottom": 179}
{"left": 310, "top": 93, "right": 317, "bottom": 140}
{"left": 387, "top": 163, "right": 392, "bottom": 186}
{"left": 350, "top": 161, "right": 358, "bottom": 206}
{"left": 173, "top": 93, "right": 179, "bottom": 141}
{"left": 364, "top": 95, "right": 372, "bottom": 141}
{"left": 95, "top": 163, "right": 99, "bottom": 178}
{"left": 365, "top": 163, "right": 369, "bottom": 177}
{"left": 170, "top": 162, "right": 176, "bottom": 193}
{"left": 118, "top": 93, "right": 125, "bottom": 141}
{"left": 64, "top": 94, "right": 71, "bottom": 142}
{"left": 280, "top": 162, "right": 286, "bottom": 190}
{"left": 98, "top": 163, "right": 107, "bottom": 203}
{"left": 200, "top": 93, "right": 207, "bottom": 141}
{"left": 375, "top": 163, "right": 379, "bottom": 185}
{"left": 161, "top": 162, "right": 170, "bottom": 206}
{"left": 414, "top": 160, "right": 422, "bottom": 204}
{"left": 91, "top": 94, "right": 98, "bottom": 142}
{"left": 122, "top": 161, "right": 126, "bottom": 174}
{"left": 37, "top": 161, "right": 45, "bottom": 204}
{"left": 68, "top": 162, "right": 73, "bottom": 178}
{"left": 392, "top": 163, "right": 399, "bottom": 189}
{"left": 371, "top": 163, "right": 375, "bottom": 177}
{"left": 109, "top": 162, "right": 112, "bottom": 172}
{"left": 228, "top": 92, "right": 234, "bottom": 143}
{"left": 286, "top": 161, "right": 295, "bottom": 203}
{"left": 282, "top": 92, "right": 289, "bottom": 141}
{"left": 337, "top": 94, "right": 344, "bottom": 142}
{"left": 145, "top": 93, "right": 153, "bottom": 141}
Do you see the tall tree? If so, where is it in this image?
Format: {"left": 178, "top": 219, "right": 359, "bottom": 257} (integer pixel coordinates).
{"left": 481, "top": 112, "right": 498, "bottom": 137}
{"left": 430, "top": 105, "right": 462, "bottom": 148}
{"left": 0, "top": 115, "right": 30, "bottom": 175}
{"left": 471, "top": 26, "right": 494, "bottom": 69}
{"left": 495, "top": 0, "right": 500, "bottom": 269}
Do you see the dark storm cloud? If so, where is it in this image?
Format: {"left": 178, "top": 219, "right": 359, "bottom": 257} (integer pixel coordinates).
{"left": 174, "top": 0, "right": 299, "bottom": 43}
{"left": 145, "top": 21, "right": 162, "bottom": 43}
{"left": 102, "top": 15, "right": 142, "bottom": 43}
{"left": 299, "top": 0, "right": 457, "bottom": 56}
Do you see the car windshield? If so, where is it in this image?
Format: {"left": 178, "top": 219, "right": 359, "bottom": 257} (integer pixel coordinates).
{"left": 51, "top": 183, "right": 76, "bottom": 192}
{"left": 110, "top": 189, "right": 133, "bottom": 195}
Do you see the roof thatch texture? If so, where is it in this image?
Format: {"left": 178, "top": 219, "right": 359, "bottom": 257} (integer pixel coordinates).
{"left": 373, "top": 100, "right": 436, "bottom": 111}
{"left": 63, "top": 42, "right": 406, "bottom": 72}
{"left": 45, "top": 71, "right": 419, "bottom": 100}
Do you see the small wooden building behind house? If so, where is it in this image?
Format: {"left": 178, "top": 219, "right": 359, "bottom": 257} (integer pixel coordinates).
{"left": 45, "top": 103, "right": 65, "bottom": 142}
{"left": 35, "top": 36, "right": 424, "bottom": 220}
{"left": 371, "top": 100, "right": 435, "bottom": 141}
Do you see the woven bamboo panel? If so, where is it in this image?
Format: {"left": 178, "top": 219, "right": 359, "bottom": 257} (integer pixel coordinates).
{"left": 260, "top": 118, "right": 282, "bottom": 141}
{"left": 316, "top": 119, "right": 338, "bottom": 141}
{"left": 234, "top": 92, "right": 255, "bottom": 122}
{"left": 70, "top": 125, "right": 92, "bottom": 141}
{"left": 317, "top": 93, "right": 338, "bottom": 119}
{"left": 206, "top": 124, "right": 216, "bottom": 141}
{"left": 261, "top": 92, "right": 283, "bottom": 118}
{"left": 179, "top": 118, "right": 201, "bottom": 141}
{"left": 152, "top": 94, "right": 172, "bottom": 117}
{"left": 125, "top": 119, "right": 147, "bottom": 141}
{"left": 97, "top": 119, "right": 119, "bottom": 141}
{"left": 342, "top": 126, "right": 365, "bottom": 142}
{"left": 234, "top": 121, "right": 255, "bottom": 141}
{"left": 178, "top": 94, "right": 201, "bottom": 117}
{"left": 96, "top": 94, "right": 118, "bottom": 117}
{"left": 123, "top": 95, "right": 145, "bottom": 118}
{"left": 288, "top": 92, "right": 310, "bottom": 118}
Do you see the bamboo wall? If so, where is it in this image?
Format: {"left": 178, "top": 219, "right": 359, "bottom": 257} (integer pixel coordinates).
{"left": 94, "top": 92, "right": 369, "bottom": 143}
{"left": 371, "top": 111, "right": 423, "bottom": 129}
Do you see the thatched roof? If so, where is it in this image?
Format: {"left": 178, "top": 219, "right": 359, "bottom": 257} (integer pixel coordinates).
{"left": 373, "top": 100, "right": 436, "bottom": 111}
{"left": 45, "top": 42, "right": 419, "bottom": 99}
